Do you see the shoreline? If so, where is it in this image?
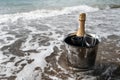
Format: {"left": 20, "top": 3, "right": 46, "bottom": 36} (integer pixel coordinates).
{"left": 0, "top": 8, "right": 120, "bottom": 80}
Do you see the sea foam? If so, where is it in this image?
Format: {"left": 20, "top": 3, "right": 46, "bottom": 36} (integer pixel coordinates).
{"left": 0, "top": 5, "right": 99, "bottom": 23}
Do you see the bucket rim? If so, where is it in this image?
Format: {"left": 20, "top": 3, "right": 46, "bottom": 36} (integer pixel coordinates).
{"left": 64, "top": 33, "right": 100, "bottom": 48}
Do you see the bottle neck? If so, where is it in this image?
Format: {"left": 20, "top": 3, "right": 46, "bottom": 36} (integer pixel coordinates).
{"left": 76, "top": 13, "right": 86, "bottom": 37}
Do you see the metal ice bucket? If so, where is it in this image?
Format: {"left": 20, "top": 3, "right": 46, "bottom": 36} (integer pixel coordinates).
{"left": 64, "top": 34, "right": 99, "bottom": 70}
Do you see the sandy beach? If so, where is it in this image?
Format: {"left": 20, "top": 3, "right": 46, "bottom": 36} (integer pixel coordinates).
{"left": 0, "top": 6, "right": 120, "bottom": 80}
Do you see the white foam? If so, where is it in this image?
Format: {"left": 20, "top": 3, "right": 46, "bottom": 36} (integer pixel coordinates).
{"left": 0, "top": 5, "right": 119, "bottom": 80}
{"left": 0, "top": 51, "right": 4, "bottom": 60}
{"left": 0, "top": 5, "right": 99, "bottom": 23}
{"left": 16, "top": 62, "right": 42, "bottom": 80}
{"left": 16, "top": 41, "right": 55, "bottom": 80}
{"left": 49, "top": 76, "right": 62, "bottom": 80}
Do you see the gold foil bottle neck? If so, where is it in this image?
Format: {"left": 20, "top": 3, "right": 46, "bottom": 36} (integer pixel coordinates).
{"left": 76, "top": 13, "right": 86, "bottom": 37}
{"left": 79, "top": 13, "right": 86, "bottom": 21}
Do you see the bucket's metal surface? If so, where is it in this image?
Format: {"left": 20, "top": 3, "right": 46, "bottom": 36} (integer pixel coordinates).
{"left": 64, "top": 34, "right": 99, "bottom": 70}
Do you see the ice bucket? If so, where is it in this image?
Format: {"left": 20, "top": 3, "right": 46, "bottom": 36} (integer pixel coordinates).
{"left": 64, "top": 34, "right": 99, "bottom": 70}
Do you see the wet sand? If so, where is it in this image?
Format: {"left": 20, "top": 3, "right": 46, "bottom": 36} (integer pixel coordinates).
{"left": 0, "top": 8, "right": 120, "bottom": 80}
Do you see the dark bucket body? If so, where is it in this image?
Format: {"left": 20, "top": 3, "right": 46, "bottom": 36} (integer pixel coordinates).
{"left": 64, "top": 34, "right": 99, "bottom": 70}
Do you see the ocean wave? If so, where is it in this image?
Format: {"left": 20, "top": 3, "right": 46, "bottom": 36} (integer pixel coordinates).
{"left": 91, "top": 4, "right": 120, "bottom": 10}
{"left": 0, "top": 5, "right": 99, "bottom": 23}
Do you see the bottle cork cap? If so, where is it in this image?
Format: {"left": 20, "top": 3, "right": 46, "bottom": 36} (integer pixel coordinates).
{"left": 79, "top": 13, "right": 86, "bottom": 21}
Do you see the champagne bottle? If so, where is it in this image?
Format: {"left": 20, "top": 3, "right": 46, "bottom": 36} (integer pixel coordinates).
{"left": 71, "top": 13, "right": 86, "bottom": 47}
{"left": 76, "top": 13, "right": 86, "bottom": 37}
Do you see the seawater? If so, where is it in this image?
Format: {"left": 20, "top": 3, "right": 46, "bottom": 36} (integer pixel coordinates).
{"left": 0, "top": 0, "right": 120, "bottom": 14}
{"left": 0, "top": 0, "right": 120, "bottom": 80}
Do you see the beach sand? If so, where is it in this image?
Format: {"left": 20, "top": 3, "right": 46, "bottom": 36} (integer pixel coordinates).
{"left": 0, "top": 8, "right": 120, "bottom": 80}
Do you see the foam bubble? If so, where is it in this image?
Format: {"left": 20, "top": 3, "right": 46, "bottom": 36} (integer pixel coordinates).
{"left": 0, "top": 5, "right": 99, "bottom": 23}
